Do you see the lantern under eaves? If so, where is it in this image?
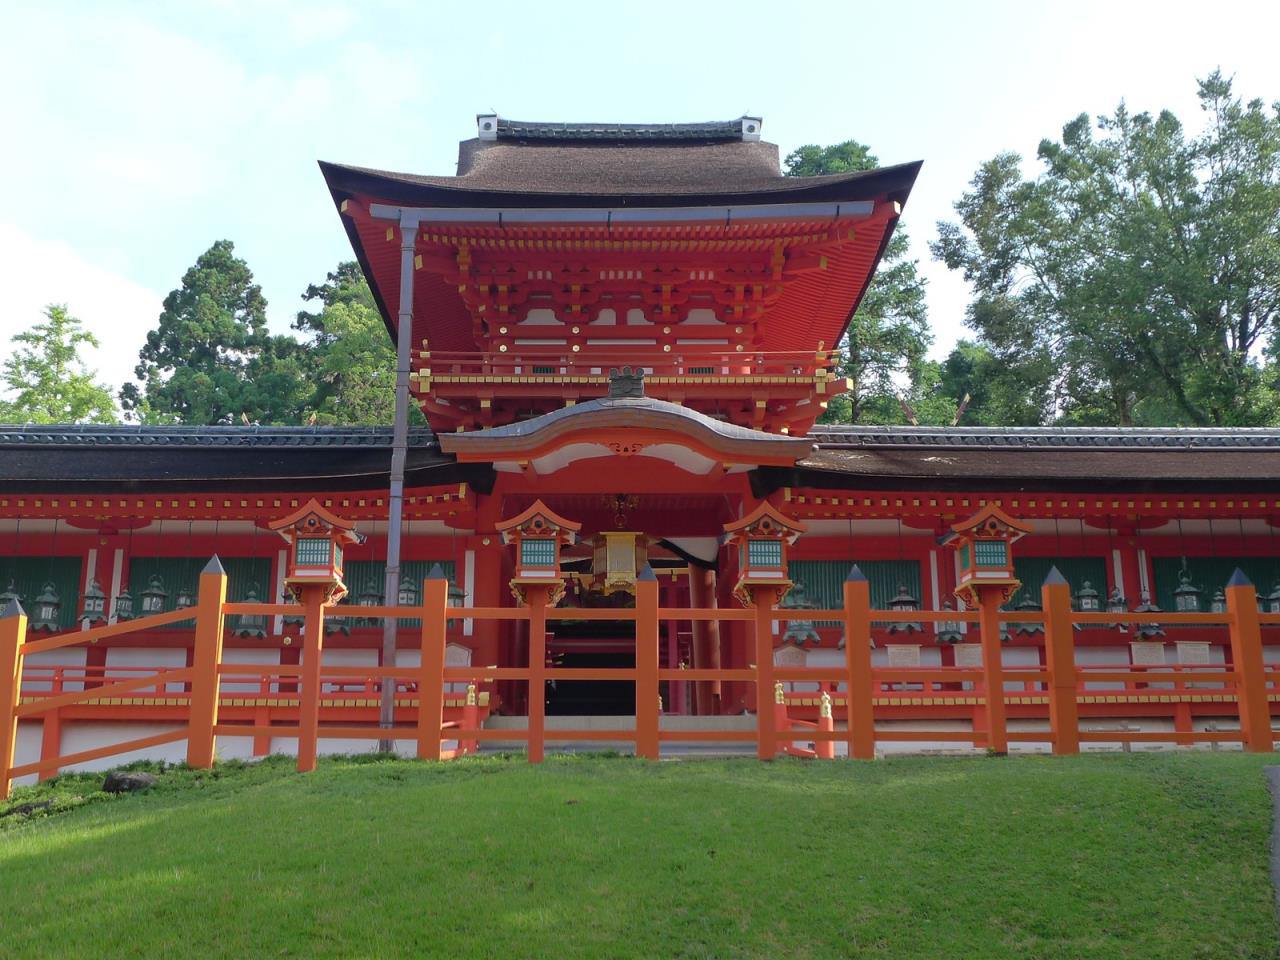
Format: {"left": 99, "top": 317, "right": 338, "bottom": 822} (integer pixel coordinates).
{"left": 722, "top": 502, "right": 807, "bottom": 606}
{"left": 941, "top": 504, "right": 1032, "bottom": 608}
{"left": 496, "top": 499, "right": 582, "bottom": 605}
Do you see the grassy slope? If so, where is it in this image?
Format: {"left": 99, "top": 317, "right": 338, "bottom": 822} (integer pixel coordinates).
{"left": 0, "top": 753, "right": 1275, "bottom": 960}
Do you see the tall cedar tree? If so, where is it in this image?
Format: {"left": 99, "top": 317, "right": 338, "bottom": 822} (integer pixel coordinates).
{"left": 0, "top": 305, "right": 117, "bottom": 424}
{"left": 121, "top": 241, "right": 308, "bottom": 424}
{"left": 934, "top": 72, "right": 1280, "bottom": 426}
{"left": 784, "top": 142, "right": 932, "bottom": 424}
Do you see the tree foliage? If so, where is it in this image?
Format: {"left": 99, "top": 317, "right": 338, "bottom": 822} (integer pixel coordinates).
{"left": 934, "top": 72, "right": 1280, "bottom": 426}
{"left": 784, "top": 141, "right": 932, "bottom": 424}
{"left": 0, "top": 305, "right": 117, "bottom": 424}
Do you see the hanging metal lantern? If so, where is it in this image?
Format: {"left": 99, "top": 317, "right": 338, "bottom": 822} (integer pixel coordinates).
{"left": 1209, "top": 589, "right": 1227, "bottom": 614}
{"left": 174, "top": 583, "right": 197, "bottom": 611}
{"left": 357, "top": 583, "right": 382, "bottom": 608}
{"left": 1013, "top": 595, "right": 1045, "bottom": 635}
{"left": 1266, "top": 582, "right": 1280, "bottom": 615}
{"left": 80, "top": 577, "right": 107, "bottom": 623}
{"left": 31, "top": 582, "right": 61, "bottom": 632}
{"left": 1075, "top": 580, "right": 1101, "bottom": 612}
{"left": 234, "top": 584, "right": 268, "bottom": 638}
{"left": 140, "top": 574, "right": 168, "bottom": 615}
{"left": 1133, "top": 591, "right": 1165, "bottom": 638}
{"left": 886, "top": 583, "right": 922, "bottom": 634}
{"left": 0, "top": 579, "right": 23, "bottom": 612}
{"left": 396, "top": 575, "right": 420, "bottom": 607}
{"left": 936, "top": 600, "right": 963, "bottom": 644}
{"left": 1106, "top": 587, "right": 1128, "bottom": 631}
{"left": 113, "top": 585, "right": 134, "bottom": 621}
{"left": 1172, "top": 571, "right": 1201, "bottom": 613}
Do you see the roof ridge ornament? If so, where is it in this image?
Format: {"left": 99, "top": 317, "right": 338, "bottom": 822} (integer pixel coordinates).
{"left": 607, "top": 366, "right": 645, "bottom": 399}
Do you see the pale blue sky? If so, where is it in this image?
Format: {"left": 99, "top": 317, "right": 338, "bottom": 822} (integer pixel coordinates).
{"left": 4, "top": 0, "right": 1279, "bottom": 395}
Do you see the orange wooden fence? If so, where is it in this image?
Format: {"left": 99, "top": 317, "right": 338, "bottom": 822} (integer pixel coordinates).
{"left": 1, "top": 562, "right": 1276, "bottom": 798}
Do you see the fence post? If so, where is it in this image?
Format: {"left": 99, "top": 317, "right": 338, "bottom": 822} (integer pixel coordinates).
{"left": 751, "top": 586, "right": 778, "bottom": 760}
{"left": 1225, "top": 569, "right": 1274, "bottom": 753}
{"left": 187, "top": 557, "right": 227, "bottom": 769}
{"left": 0, "top": 600, "right": 27, "bottom": 800}
{"left": 416, "top": 567, "right": 449, "bottom": 760}
{"left": 1041, "top": 567, "right": 1079, "bottom": 755}
{"left": 635, "top": 566, "right": 660, "bottom": 760}
{"left": 462, "top": 684, "right": 479, "bottom": 755}
{"left": 526, "top": 584, "right": 550, "bottom": 764}
{"left": 975, "top": 588, "right": 1008, "bottom": 754}
{"left": 816, "top": 690, "right": 836, "bottom": 760}
{"left": 842, "top": 567, "right": 875, "bottom": 760}
{"left": 295, "top": 585, "right": 329, "bottom": 773}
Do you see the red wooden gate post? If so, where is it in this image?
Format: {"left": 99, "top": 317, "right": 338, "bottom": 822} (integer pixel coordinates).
{"left": 635, "top": 566, "right": 661, "bottom": 760}
{"left": 1041, "top": 567, "right": 1079, "bottom": 755}
{"left": 842, "top": 568, "right": 875, "bottom": 760}
{"left": 526, "top": 584, "right": 550, "bottom": 764}
{"left": 750, "top": 586, "right": 779, "bottom": 760}
{"left": 417, "top": 569, "right": 449, "bottom": 760}
{"left": 187, "top": 557, "right": 228, "bottom": 770}
{"left": 0, "top": 599, "right": 28, "bottom": 800}
{"left": 1225, "top": 570, "right": 1274, "bottom": 753}
{"left": 295, "top": 584, "right": 329, "bottom": 773}
{"left": 975, "top": 589, "right": 1009, "bottom": 755}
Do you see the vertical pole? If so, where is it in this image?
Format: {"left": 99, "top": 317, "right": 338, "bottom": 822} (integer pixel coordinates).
{"left": 752, "top": 586, "right": 777, "bottom": 760}
{"left": 0, "top": 600, "right": 27, "bottom": 800}
{"left": 417, "top": 571, "right": 449, "bottom": 760}
{"left": 462, "top": 684, "right": 479, "bottom": 756}
{"left": 816, "top": 691, "right": 835, "bottom": 760}
{"left": 296, "top": 585, "right": 328, "bottom": 773}
{"left": 1041, "top": 568, "right": 1079, "bottom": 755}
{"left": 842, "top": 568, "right": 875, "bottom": 760}
{"left": 976, "top": 588, "right": 1008, "bottom": 754}
{"left": 526, "top": 585, "right": 549, "bottom": 763}
{"left": 187, "top": 557, "right": 228, "bottom": 769}
{"left": 1225, "top": 570, "right": 1274, "bottom": 752}
{"left": 380, "top": 219, "right": 420, "bottom": 749}
{"left": 689, "top": 568, "right": 711, "bottom": 714}
{"left": 635, "top": 567, "right": 661, "bottom": 759}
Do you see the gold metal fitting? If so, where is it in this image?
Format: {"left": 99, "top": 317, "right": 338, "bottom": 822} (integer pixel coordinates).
{"left": 820, "top": 691, "right": 833, "bottom": 719}
{"left": 465, "top": 683, "right": 478, "bottom": 707}
{"left": 774, "top": 681, "right": 786, "bottom": 705}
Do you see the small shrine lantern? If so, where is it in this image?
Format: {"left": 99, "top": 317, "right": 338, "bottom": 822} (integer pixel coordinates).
{"left": 1075, "top": 580, "right": 1101, "bottom": 612}
{"left": 1173, "top": 570, "right": 1201, "bottom": 612}
{"left": 140, "top": 574, "right": 168, "bottom": 615}
{"left": 268, "top": 499, "right": 365, "bottom": 603}
{"left": 31, "top": 582, "right": 62, "bottom": 632}
{"left": 80, "top": 577, "right": 108, "bottom": 624}
{"left": 174, "top": 582, "right": 197, "bottom": 611}
{"left": 722, "top": 502, "right": 807, "bottom": 606}
{"left": 113, "top": 585, "right": 135, "bottom": 621}
{"left": 496, "top": 500, "right": 582, "bottom": 605}
{"left": 233, "top": 584, "right": 269, "bottom": 638}
{"left": 1264, "top": 582, "right": 1280, "bottom": 615}
{"left": 936, "top": 600, "right": 964, "bottom": 644}
{"left": 886, "top": 583, "right": 924, "bottom": 635}
{"left": 941, "top": 505, "right": 1032, "bottom": 607}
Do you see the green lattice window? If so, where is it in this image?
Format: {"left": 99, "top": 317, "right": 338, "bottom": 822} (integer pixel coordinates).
{"left": 295, "top": 538, "right": 332, "bottom": 566}
{"left": 336, "top": 559, "right": 457, "bottom": 627}
{"left": 787, "top": 559, "right": 923, "bottom": 626}
{"left": 748, "top": 540, "right": 783, "bottom": 568}
{"left": 1152, "top": 556, "right": 1280, "bottom": 613}
{"left": 1007, "top": 557, "right": 1108, "bottom": 610}
{"left": 127, "top": 557, "right": 272, "bottom": 631}
{"left": 0, "top": 556, "right": 82, "bottom": 630}
{"left": 521, "top": 538, "right": 556, "bottom": 567}
{"left": 974, "top": 541, "right": 1008, "bottom": 567}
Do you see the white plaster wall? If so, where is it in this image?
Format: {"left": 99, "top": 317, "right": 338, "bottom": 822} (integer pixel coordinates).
{"left": 22, "top": 647, "right": 88, "bottom": 692}
{"left": 12, "top": 720, "right": 43, "bottom": 787}
{"left": 106, "top": 647, "right": 187, "bottom": 692}
{"left": 219, "top": 647, "right": 280, "bottom": 694}
{"left": 58, "top": 722, "right": 188, "bottom": 773}
{"left": 1076, "top": 645, "right": 1132, "bottom": 690}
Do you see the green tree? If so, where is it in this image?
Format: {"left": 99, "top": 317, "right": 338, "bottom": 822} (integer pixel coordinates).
{"left": 121, "top": 240, "right": 307, "bottom": 424}
{"left": 934, "top": 72, "right": 1280, "bottom": 426}
{"left": 936, "top": 340, "right": 1052, "bottom": 426}
{"left": 0, "top": 305, "right": 117, "bottom": 424}
{"left": 784, "top": 141, "right": 932, "bottom": 424}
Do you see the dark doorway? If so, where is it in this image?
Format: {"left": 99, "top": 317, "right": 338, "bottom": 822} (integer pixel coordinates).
{"left": 546, "top": 651, "right": 636, "bottom": 716}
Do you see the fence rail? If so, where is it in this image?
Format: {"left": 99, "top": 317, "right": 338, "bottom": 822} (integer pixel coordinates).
{"left": 1, "top": 563, "right": 1276, "bottom": 797}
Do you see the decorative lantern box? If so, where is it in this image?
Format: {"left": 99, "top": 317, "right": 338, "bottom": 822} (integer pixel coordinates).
{"left": 268, "top": 499, "right": 365, "bottom": 603}
{"left": 31, "top": 582, "right": 62, "bottom": 632}
{"left": 941, "top": 504, "right": 1031, "bottom": 607}
{"left": 496, "top": 499, "right": 582, "bottom": 605}
{"left": 722, "top": 502, "right": 806, "bottom": 606}
{"left": 80, "top": 577, "right": 108, "bottom": 624}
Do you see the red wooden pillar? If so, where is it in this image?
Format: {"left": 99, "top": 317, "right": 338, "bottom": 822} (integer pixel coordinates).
{"left": 976, "top": 588, "right": 1008, "bottom": 755}
{"left": 1225, "top": 571, "right": 1274, "bottom": 752}
{"left": 1041, "top": 568, "right": 1079, "bottom": 755}
{"left": 526, "top": 584, "right": 550, "bottom": 764}
{"left": 635, "top": 568, "right": 660, "bottom": 759}
{"left": 750, "top": 585, "right": 779, "bottom": 760}
{"left": 842, "top": 569, "right": 875, "bottom": 760}
{"left": 417, "top": 572, "right": 449, "bottom": 760}
{"left": 0, "top": 598, "right": 27, "bottom": 800}
{"left": 187, "top": 557, "right": 227, "bottom": 770}
{"left": 295, "top": 584, "right": 328, "bottom": 773}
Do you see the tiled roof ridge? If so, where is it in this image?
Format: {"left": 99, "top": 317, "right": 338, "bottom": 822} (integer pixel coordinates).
{"left": 493, "top": 118, "right": 749, "bottom": 141}
{"left": 0, "top": 424, "right": 438, "bottom": 448}
{"left": 807, "top": 425, "right": 1280, "bottom": 449}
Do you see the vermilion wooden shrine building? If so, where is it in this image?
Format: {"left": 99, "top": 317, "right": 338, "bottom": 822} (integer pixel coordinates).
{"left": 4, "top": 116, "right": 1280, "bottom": 777}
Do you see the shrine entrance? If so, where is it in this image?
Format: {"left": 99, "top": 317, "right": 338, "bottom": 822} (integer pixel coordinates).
{"left": 546, "top": 651, "right": 636, "bottom": 716}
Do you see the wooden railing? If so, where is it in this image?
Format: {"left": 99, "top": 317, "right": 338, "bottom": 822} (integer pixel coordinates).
{"left": 1, "top": 563, "right": 1276, "bottom": 797}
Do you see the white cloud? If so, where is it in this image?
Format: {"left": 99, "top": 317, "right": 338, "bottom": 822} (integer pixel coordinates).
{"left": 0, "top": 222, "right": 162, "bottom": 400}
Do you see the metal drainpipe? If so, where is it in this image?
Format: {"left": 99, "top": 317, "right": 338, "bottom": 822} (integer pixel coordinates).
{"left": 379, "top": 220, "right": 418, "bottom": 750}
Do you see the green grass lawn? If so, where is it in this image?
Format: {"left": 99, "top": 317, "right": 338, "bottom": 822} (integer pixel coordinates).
{"left": 1, "top": 752, "right": 1276, "bottom": 959}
